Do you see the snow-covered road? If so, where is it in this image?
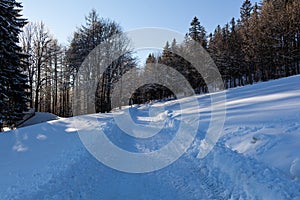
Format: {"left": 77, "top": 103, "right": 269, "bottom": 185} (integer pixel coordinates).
{"left": 1, "top": 75, "right": 300, "bottom": 199}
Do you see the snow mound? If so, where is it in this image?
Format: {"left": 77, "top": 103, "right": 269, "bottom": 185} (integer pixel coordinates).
{"left": 18, "top": 112, "right": 59, "bottom": 128}
{"left": 290, "top": 158, "right": 300, "bottom": 180}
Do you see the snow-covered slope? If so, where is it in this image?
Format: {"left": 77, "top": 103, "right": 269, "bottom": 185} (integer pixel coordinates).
{"left": 17, "top": 112, "right": 59, "bottom": 128}
{"left": 1, "top": 75, "right": 300, "bottom": 199}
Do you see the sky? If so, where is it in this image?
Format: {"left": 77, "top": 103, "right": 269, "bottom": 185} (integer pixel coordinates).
{"left": 21, "top": 0, "right": 259, "bottom": 64}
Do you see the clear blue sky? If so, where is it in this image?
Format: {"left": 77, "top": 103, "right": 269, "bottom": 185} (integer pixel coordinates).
{"left": 22, "top": 0, "right": 260, "bottom": 44}
{"left": 21, "top": 0, "right": 259, "bottom": 64}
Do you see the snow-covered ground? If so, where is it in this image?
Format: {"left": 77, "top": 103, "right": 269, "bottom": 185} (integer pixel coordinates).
{"left": 1, "top": 75, "right": 300, "bottom": 199}
{"left": 18, "top": 112, "right": 59, "bottom": 128}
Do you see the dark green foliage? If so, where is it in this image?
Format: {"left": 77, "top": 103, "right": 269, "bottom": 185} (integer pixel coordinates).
{"left": 0, "top": 0, "right": 29, "bottom": 129}
{"left": 131, "top": 84, "right": 175, "bottom": 104}
{"left": 142, "top": 0, "right": 300, "bottom": 103}
{"left": 209, "top": 0, "right": 299, "bottom": 88}
{"left": 189, "top": 16, "right": 207, "bottom": 49}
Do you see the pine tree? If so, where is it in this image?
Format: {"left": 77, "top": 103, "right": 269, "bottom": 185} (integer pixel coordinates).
{"left": 240, "top": 1, "right": 256, "bottom": 83}
{"left": 240, "top": 0, "right": 253, "bottom": 25}
{"left": 188, "top": 16, "right": 207, "bottom": 48}
{"left": 228, "top": 18, "right": 245, "bottom": 87}
{"left": 146, "top": 53, "right": 156, "bottom": 64}
{"left": 0, "top": 0, "right": 29, "bottom": 130}
{"left": 208, "top": 25, "right": 230, "bottom": 88}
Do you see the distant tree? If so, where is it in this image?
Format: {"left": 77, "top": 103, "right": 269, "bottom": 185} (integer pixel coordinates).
{"left": 67, "top": 9, "right": 136, "bottom": 113}
{"left": 20, "top": 22, "right": 62, "bottom": 113}
{"left": 20, "top": 22, "right": 35, "bottom": 108}
{"left": 228, "top": 17, "right": 245, "bottom": 87}
{"left": 146, "top": 53, "right": 156, "bottom": 64}
{"left": 188, "top": 16, "right": 207, "bottom": 48}
{"left": 240, "top": 0, "right": 253, "bottom": 25}
{"left": 208, "top": 25, "right": 230, "bottom": 88}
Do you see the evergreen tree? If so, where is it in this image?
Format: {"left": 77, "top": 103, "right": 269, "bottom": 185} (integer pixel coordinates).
{"left": 0, "top": 0, "right": 29, "bottom": 130}
{"left": 188, "top": 16, "right": 207, "bottom": 48}
{"left": 146, "top": 53, "right": 156, "bottom": 64}
{"left": 240, "top": 0, "right": 253, "bottom": 24}
{"left": 228, "top": 17, "right": 245, "bottom": 87}
{"left": 208, "top": 25, "right": 228, "bottom": 87}
{"left": 240, "top": 1, "right": 257, "bottom": 83}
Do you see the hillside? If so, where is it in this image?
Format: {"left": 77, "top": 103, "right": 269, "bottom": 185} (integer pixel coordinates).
{"left": 1, "top": 75, "right": 300, "bottom": 199}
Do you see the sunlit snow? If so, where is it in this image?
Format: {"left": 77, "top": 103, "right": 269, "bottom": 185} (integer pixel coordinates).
{"left": 1, "top": 75, "right": 300, "bottom": 199}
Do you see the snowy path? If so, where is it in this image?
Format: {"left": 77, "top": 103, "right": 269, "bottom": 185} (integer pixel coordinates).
{"left": 3, "top": 116, "right": 299, "bottom": 199}
{"left": 1, "top": 75, "right": 300, "bottom": 199}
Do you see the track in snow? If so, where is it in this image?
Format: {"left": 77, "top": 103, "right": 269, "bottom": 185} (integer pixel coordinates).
{"left": 1, "top": 75, "right": 300, "bottom": 199}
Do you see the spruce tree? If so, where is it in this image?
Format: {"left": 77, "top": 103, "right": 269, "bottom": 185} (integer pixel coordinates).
{"left": 188, "top": 16, "right": 207, "bottom": 48}
{"left": 240, "top": 0, "right": 253, "bottom": 24}
{"left": 0, "top": 0, "right": 29, "bottom": 130}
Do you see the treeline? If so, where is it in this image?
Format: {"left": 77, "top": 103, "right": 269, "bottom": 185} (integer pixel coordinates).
{"left": 20, "top": 10, "right": 135, "bottom": 118}
{"left": 135, "top": 0, "right": 300, "bottom": 103}
{"left": 210, "top": 0, "right": 300, "bottom": 86}
{"left": 0, "top": 1, "right": 135, "bottom": 130}
{"left": 1, "top": 0, "right": 299, "bottom": 129}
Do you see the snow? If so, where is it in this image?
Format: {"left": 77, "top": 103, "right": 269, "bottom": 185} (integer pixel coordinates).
{"left": 291, "top": 158, "right": 300, "bottom": 180}
{"left": 1, "top": 75, "right": 300, "bottom": 199}
{"left": 17, "top": 112, "right": 59, "bottom": 128}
